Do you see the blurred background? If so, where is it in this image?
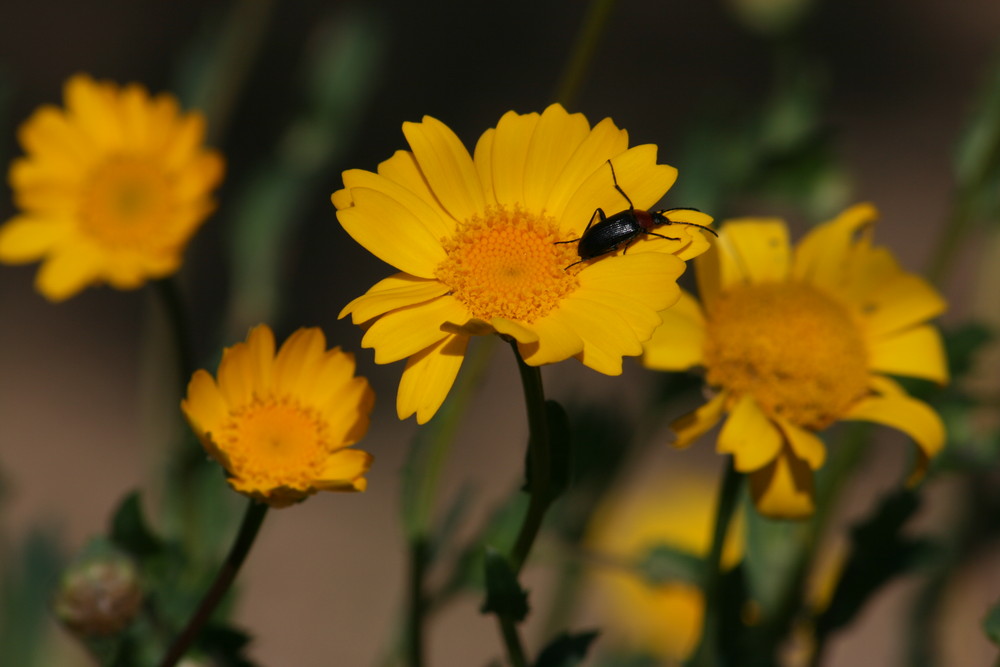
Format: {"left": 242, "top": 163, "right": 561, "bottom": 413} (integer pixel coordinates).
{"left": 1, "top": 0, "right": 999, "bottom": 665}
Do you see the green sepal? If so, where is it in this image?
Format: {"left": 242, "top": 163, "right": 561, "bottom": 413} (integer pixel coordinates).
{"left": 480, "top": 547, "right": 529, "bottom": 622}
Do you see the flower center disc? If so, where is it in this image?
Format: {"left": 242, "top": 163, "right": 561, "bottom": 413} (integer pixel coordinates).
{"left": 80, "top": 156, "right": 173, "bottom": 246}
{"left": 436, "top": 205, "right": 580, "bottom": 323}
{"left": 703, "top": 283, "right": 869, "bottom": 429}
{"left": 220, "top": 398, "right": 328, "bottom": 490}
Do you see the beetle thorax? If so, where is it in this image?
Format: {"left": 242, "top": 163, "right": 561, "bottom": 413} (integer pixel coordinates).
{"left": 634, "top": 209, "right": 656, "bottom": 232}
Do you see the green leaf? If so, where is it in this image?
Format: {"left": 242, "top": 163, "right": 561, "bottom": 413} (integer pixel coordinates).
{"left": 815, "top": 490, "right": 937, "bottom": 639}
{"left": 110, "top": 491, "right": 163, "bottom": 559}
{"left": 634, "top": 544, "right": 703, "bottom": 586}
{"left": 533, "top": 630, "right": 600, "bottom": 667}
{"left": 0, "top": 527, "right": 64, "bottom": 667}
{"left": 982, "top": 597, "right": 1000, "bottom": 646}
{"left": 480, "top": 547, "right": 529, "bottom": 622}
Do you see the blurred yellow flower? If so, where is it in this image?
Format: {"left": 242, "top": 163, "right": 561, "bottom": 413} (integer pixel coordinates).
{"left": 587, "top": 471, "right": 743, "bottom": 662}
{"left": 333, "top": 103, "right": 712, "bottom": 423}
{"left": 643, "top": 204, "right": 948, "bottom": 518}
{"left": 182, "top": 325, "right": 374, "bottom": 508}
{"left": 0, "top": 73, "right": 224, "bottom": 301}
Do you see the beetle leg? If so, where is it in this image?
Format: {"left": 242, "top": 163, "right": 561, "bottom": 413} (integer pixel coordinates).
{"left": 606, "top": 159, "right": 635, "bottom": 210}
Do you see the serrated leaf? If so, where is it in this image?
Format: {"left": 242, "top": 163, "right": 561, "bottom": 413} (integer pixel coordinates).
{"left": 533, "top": 630, "right": 599, "bottom": 667}
{"left": 480, "top": 547, "right": 529, "bottom": 622}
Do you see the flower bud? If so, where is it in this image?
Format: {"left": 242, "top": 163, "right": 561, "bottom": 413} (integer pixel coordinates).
{"left": 54, "top": 543, "right": 143, "bottom": 637}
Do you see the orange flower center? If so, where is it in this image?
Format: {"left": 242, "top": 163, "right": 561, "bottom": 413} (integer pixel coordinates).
{"left": 435, "top": 205, "right": 581, "bottom": 323}
{"left": 703, "top": 282, "right": 869, "bottom": 430}
{"left": 79, "top": 156, "right": 173, "bottom": 247}
{"left": 217, "top": 397, "right": 330, "bottom": 492}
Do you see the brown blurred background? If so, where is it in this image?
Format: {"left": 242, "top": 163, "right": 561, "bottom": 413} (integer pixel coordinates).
{"left": 1, "top": 0, "right": 999, "bottom": 665}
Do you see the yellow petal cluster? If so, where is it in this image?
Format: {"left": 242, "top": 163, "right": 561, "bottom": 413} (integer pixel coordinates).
{"left": 643, "top": 204, "right": 948, "bottom": 518}
{"left": 333, "top": 103, "right": 713, "bottom": 423}
{"left": 182, "top": 325, "right": 375, "bottom": 508}
{"left": 0, "top": 74, "right": 223, "bottom": 301}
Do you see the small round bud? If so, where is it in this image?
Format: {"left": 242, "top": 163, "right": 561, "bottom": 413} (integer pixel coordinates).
{"left": 54, "top": 545, "right": 143, "bottom": 637}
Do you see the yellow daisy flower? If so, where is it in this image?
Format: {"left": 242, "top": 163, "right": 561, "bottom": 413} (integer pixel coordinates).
{"left": 181, "top": 325, "right": 375, "bottom": 508}
{"left": 333, "top": 103, "right": 713, "bottom": 423}
{"left": 0, "top": 73, "right": 224, "bottom": 301}
{"left": 587, "top": 471, "right": 744, "bottom": 662}
{"left": 642, "top": 203, "right": 948, "bottom": 518}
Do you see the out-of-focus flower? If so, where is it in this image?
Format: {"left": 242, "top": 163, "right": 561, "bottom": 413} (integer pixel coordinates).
{"left": 586, "top": 471, "right": 744, "bottom": 662}
{"left": 333, "top": 103, "right": 712, "bottom": 423}
{"left": 182, "top": 325, "right": 374, "bottom": 508}
{"left": 0, "top": 74, "right": 223, "bottom": 301}
{"left": 643, "top": 204, "right": 948, "bottom": 518}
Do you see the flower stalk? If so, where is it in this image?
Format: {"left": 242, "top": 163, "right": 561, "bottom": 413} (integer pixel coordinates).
{"left": 157, "top": 500, "right": 268, "bottom": 667}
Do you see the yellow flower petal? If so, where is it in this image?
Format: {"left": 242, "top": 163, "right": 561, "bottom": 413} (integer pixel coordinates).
{"left": 336, "top": 187, "right": 447, "bottom": 278}
{"left": 559, "top": 144, "right": 676, "bottom": 238}
{"left": 489, "top": 110, "right": 540, "bottom": 208}
{"left": 517, "top": 314, "right": 584, "bottom": 366}
{"left": 643, "top": 290, "right": 706, "bottom": 371}
{"left": 315, "top": 449, "right": 374, "bottom": 492}
{"left": 473, "top": 128, "right": 498, "bottom": 208}
{"left": 861, "top": 270, "right": 946, "bottom": 339}
{"left": 559, "top": 298, "right": 642, "bottom": 375}
{"left": 708, "top": 218, "right": 791, "bottom": 290}
{"left": 522, "top": 104, "right": 591, "bottom": 213}
{"left": 793, "top": 202, "right": 877, "bottom": 287}
{"left": 397, "top": 334, "right": 469, "bottom": 424}
{"left": 361, "top": 295, "right": 470, "bottom": 364}
{"left": 545, "top": 116, "right": 629, "bottom": 223}
{"left": 843, "top": 375, "right": 945, "bottom": 483}
{"left": 717, "top": 394, "right": 783, "bottom": 472}
{"left": 670, "top": 391, "right": 728, "bottom": 448}
{"left": 492, "top": 317, "right": 540, "bottom": 343}
{"left": 402, "top": 115, "right": 485, "bottom": 223}
{"left": 748, "top": 449, "right": 816, "bottom": 519}
{"left": 339, "top": 273, "right": 450, "bottom": 323}
{"left": 35, "top": 244, "right": 102, "bottom": 302}
{"left": 181, "top": 369, "right": 229, "bottom": 441}
{"left": 776, "top": 416, "right": 827, "bottom": 470}
{"left": 0, "top": 216, "right": 69, "bottom": 262}
{"left": 274, "top": 327, "right": 326, "bottom": 397}
{"left": 340, "top": 166, "right": 454, "bottom": 240}
{"left": 868, "top": 324, "right": 949, "bottom": 384}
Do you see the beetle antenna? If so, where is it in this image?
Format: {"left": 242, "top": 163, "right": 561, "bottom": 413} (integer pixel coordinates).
{"left": 655, "top": 208, "right": 719, "bottom": 237}
{"left": 606, "top": 159, "right": 635, "bottom": 211}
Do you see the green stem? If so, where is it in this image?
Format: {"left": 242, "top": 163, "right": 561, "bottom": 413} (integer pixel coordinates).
{"left": 152, "top": 277, "right": 195, "bottom": 388}
{"left": 507, "top": 342, "right": 553, "bottom": 574}
{"left": 552, "top": 0, "right": 618, "bottom": 108}
{"left": 926, "top": 194, "right": 976, "bottom": 287}
{"left": 157, "top": 500, "right": 268, "bottom": 667}
{"left": 497, "top": 615, "right": 529, "bottom": 667}
{"left": 407, "top": 538, "right": 429, "bottom": 667}
{"left": 689, "top": 461, "right": 743, "bottom": 667}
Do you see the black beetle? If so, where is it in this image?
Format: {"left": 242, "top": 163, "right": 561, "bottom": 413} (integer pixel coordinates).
{"left": 556, "top": 159, "right": 716, "bottom": 270}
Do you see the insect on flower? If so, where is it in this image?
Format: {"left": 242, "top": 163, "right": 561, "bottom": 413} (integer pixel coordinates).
{"left": 556, "top": 159, "right": 717, "bottom": 270}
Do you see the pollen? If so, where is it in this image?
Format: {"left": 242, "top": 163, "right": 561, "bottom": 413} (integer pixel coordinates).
{"left": 703, "top": 282, "right": 870, "bottom": 430}
{"left": 435, "top": 205, "right": 581, "bottom": 323}
{"left": 79, "top": 156, "right": 173, "bottom": 248}
{"left": 217, "top": 397, "right": 330, "bottom": 492}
